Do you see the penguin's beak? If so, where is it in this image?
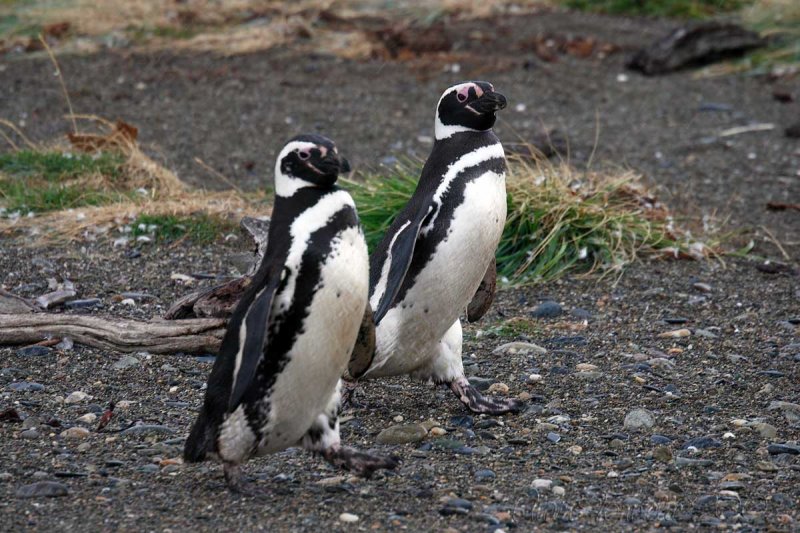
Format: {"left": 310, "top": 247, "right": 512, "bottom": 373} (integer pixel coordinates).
{"left": 314, "top": 153, "right": 350, "bottom": 176}
{"left": 474, "top": 91, "right": 507, "bottom": 113}
{"left": 339, "top": 157, "right": 351, "bottom": 174}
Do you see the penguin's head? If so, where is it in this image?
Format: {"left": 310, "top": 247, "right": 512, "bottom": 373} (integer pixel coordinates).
{"left": 274, "top": 134, "right": 351, "bottom": 197}
{"left": 435, "top": 81, "right": 507, "bottom": 140}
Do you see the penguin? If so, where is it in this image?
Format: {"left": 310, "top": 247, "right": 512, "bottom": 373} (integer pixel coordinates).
{"left": 344, "top": 81, "right": 521, "bottom": 415}
{"left": 184, "top": 134, "right": 397, "bottom": 492}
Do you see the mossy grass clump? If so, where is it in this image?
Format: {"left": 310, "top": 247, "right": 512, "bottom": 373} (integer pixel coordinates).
{"left": 344, "top": 153, "right": 719, "bottom": 286}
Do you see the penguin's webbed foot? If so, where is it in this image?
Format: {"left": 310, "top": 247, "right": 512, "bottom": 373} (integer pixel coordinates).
{"left": 321, "top": 446, "right": 399, "bottom": 478}
{"left": 449, "top": 378, "right": 524, "bottom": 416}
{"left": 223, "top": 462, "right": 256, "bottom": 495}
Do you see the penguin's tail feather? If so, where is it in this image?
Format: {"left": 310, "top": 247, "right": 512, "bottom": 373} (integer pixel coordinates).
{"left": 184, "top": 409, "right": 213, "bottom": 463}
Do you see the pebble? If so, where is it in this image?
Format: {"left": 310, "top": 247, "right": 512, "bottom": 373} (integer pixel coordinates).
{"left": 530, "top": 300, "right": 562, "bottom": 318}
{"left": 752, "top": 422, "right": 777, "bottom": 439}
{"left": 7, "top": 382, "right": 45, "bottom": 392}
{"left": 576, "top": 363, "right": 598, "bottom": 372}
{"left": 653, "top": 446, "right": 672, "bottom": 462}
{"left": 651, "top": 434, "right": 672, "bottom": 444}
{"left": 449, "top": 415, "right": 474, "bottom": 428}
{"left": 339, "top": 513, "right": 359, "bottom": 523}
{"left": 624, "top": 408, "right": 655, "bottom": 431}
{"left": 61, "top": 427, "right": 90, "bottom": 440}
{"left": 693, "top": 282, "right": 712, "bottom": 293}
{"left": 531, "top": 478, "right": 552, "bottom": 490}
{"left": 767, "top": 443, "right": 800, "bottom": 455}
{"left": 65, "top": 298, "right": 101, "bottom": 309}
{"left": 546, "top": 432, "right": 561, "bottom": 443}
{"left": 675, "top": 457, "right": 713, "bottom": 468}
{"left": 65, "top": 391, "right": 90, "bottom": 404}
{"left": 429, "top": 427, "right": 447, "bottom": 437}
{"left": 474, "top": 469, "right": 496, "bottom": 481}
{"left": 487, "top": 382, "right": 509, "bottom": 394}
{"left": 528, "top": 373, "right": 543, "bottom": 383}
{"left": 113, "top": 355, "right": 141, "bottom": 370}
{"left": 492, "top": 342, "right": 547, "bottom": 355}
{"left": 16, "top": 345, "right": 52, "bottom": 357}
{"left": 552, "top": 486, "right": 565, "bottom": 497}
{"left": 20, "top": 428, "right": 39, "bottom": 439}
{"left": 376, "top": 424, "right": 427, "bottom": 445}
{"left": 468, "top": 377, "right": 493, "bottom": 391}
{"left": 16, "top": 481, "right": 69, "bottom": 498}
{"left": 77, "top": 413, "right": 97, "bottom": 424}
{"left": 658, "top": 328, "right": 691, "bottom": 338}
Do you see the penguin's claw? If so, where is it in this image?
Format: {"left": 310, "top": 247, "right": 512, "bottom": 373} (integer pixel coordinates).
{"left": 449, "top": 379, "right": 524, "bottom": 416}
{"left": 322, "top": 446, "right": 399, "bottom": 478}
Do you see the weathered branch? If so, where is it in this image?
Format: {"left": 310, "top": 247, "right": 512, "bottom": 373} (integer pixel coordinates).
{"left": 0, "top": 314, "right": 225, "bottom": 354}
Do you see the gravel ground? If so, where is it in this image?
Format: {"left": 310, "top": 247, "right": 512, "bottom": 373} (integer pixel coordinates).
{"left": 1, "top": 7, "right": 799, "bottom": 532}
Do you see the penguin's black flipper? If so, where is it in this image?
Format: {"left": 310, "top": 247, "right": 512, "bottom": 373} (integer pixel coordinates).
{"left": 372, "top": 206, "right": 432, "bottom": 323}
{"left": 228, "top": 275, "right": 281, "bottom": 410}
{"left": 344, "top": 302, "right": 376, "bottom": 381}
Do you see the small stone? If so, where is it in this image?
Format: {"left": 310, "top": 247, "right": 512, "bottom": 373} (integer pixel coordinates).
{"left": 546, "top": 432, "right": 561, "bottom": 443}
{"left": 16, "top": 345, "right": 52, "bottom": 357}
{"left": 65, "top": 298, "right": 101, "bottom": 309}
{"left": 112, "top": 355, "right": 140, "bottom": 370}
{"left": 77, "top": 413, "right": 97, "bottom": 424}
{"left": 392, "top": 415, "right": 404, "bottom": 423}
{"left": 16, "top": 481, "right": 69, "bottom": 498}
{"left": 22, "top": 416, "right": 40, "bottom": 429}
{"left": 65, "top": 391, "right": 90, "bottom": 404}
{"left": 528, "top": 373, "right": 543, "bottom": 383}
{"left": 576, "top": 363, "right": 598, "bottom": 372}
{"left": 77, "top": 442, "right": 91, "bottom": 452}
{"left": 493, "top": 342, "right": 547, "bottom": 355}
{"left": 531, "top": 478, "right": 552, "bottom": 490}
{"left": 61, "top": 427, "right": 90, "bottom": 440}
{"left": 487, "top": 383, "right": 509, "bottom": 394}
{"left": 474, "top": 469, "right": 496, "bottom": 481}
{"left": 20, "top": 428, "right": 39, "bottom": 439}
{"left": 658, "top": 328, "right": 691, "bottom": 338}
{"left": 767, "top": 443, "right": 800, "bottom": 455}
{"left": 756, "top": 461, "right": 778, "bottom": 472}
{"left": 376, "top": 424, "right": 427, "bottom": 445}
{"left": 468, "top": 377, "right": 492, "bottom": 391}
{"left": 568, "top": 445, "right": 582, "bottom": 455}
{"left": 339, "top": 513, "right": 358, "bottom": 523}
{"left": 7, "top": 382, "right": 44, "bottom": 392}
{"left": 609, "top": 438, "right": 625, "bottom": 449}
{"left": 429, "top": 427, "right": 447, "bottom": 437}
{"left": 693, "top": 282, "right": 712, "bottom": 293}
{"left": 651, "top": 434, "right": 672, "bottom": 444}
{"left": 752, "top": 423, "right": 777, "bottom": 439}
{"left": 530, "top": 301, "right": 562, "bottom": 318}
{"left": 653, "top": 446, "right": 673, "bottom": 462}
{"left": 449, "top": 415, "right": 474, "bottom": 428}
{"left": 624, "top": 408, "right": 655, "bottom": 431}
{"left": 552, "top": 486, "right": 565, "bottom": 497}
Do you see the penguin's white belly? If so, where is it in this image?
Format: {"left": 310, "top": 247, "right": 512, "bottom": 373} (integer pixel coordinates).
{"left": 257, "top": 227, "right": 368, "bottom": 453}
{"left": 371, "top": 171, "right": 506, "bottom": 378}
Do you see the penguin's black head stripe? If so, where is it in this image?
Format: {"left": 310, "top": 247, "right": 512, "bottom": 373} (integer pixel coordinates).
{"left": 438, "top": 81, "right": 507, "bottom": 132}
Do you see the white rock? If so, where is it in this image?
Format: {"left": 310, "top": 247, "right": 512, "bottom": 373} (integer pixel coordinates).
{"left": 339, "top": 513, "right": 359, "bottom": 523}
{"left": 77, "top": 413, "right": 97, "bottom": 424}
{"left": 531, "top": 478, "right": 552, "bottom": 490}
{"left": 65, "top": 391, "right": 90, "bottom": 404}
{"left": 552, "top": 486, "right": 565, "bottom": 497}
{"left": 528, "top": 373, "right": 543, "bottom": 383}
{"left": 493, "top": 342, "right": 547, "bottom": 355}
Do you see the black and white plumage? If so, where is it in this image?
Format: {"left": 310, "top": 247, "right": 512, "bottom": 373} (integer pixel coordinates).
{"left": 347, "top": 81, "right": 521, "bottom": 415}
{"left": 184, "top": 134, "right": 396, "bottom": 491}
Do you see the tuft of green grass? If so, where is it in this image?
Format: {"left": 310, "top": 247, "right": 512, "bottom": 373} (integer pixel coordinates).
{"left": 131, "top": 213, "right": 235, "bottom": 244}
{"left": 0, "top": 150, "right": 127, "bottom": 214}
{"left": 561, "top": 0, "right": 750, "bottom": 19}
{"left": 344, "top": 156, "right": 718, "bottom": 286}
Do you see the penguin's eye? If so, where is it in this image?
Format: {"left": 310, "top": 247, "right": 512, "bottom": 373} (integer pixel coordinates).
{"left": 457, "top": 92, "right": 468, "bottom": 103}
{"left": 298, "top": 150, "right": 310, "bottom": 160}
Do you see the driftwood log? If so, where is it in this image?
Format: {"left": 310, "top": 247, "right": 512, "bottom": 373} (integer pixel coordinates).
{"left": 0, "top": 313, "right": 225, "bottom": 354}
{"left": 627, "top": 22, "right": 764, "bottom": 75}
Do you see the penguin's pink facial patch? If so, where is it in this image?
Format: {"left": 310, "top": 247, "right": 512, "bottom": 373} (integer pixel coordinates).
{"left": 317, "top": 146, "right": 328, "bottom": 157}
{"left": 456, "top": 86, "right": 471, "bottom": 102}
